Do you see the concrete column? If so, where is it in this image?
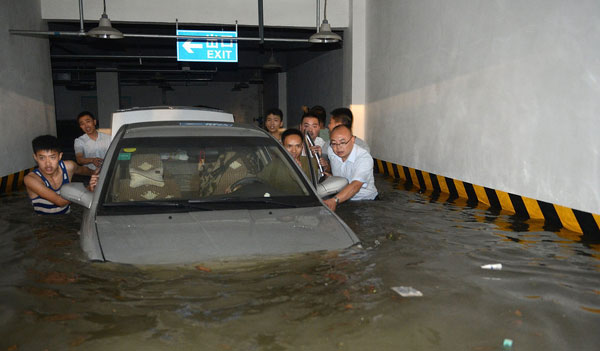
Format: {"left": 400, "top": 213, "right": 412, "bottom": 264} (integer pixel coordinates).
{"left": 95, "top": 71, "right": 120, "bottom": 129}
{"left": 278, "top": 72, "right": 287, "bottom": 127}
{"left": 349, "top": 0, "right": 367, "bottom": 140}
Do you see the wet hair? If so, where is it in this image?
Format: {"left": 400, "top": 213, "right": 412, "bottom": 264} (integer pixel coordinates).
{"left": 330, "top": 107, "right": 354, "bottom": 127}
{"left": 281, "top": 128, "right": 303, "bottom": 144}
{"left": 331, "top": 114, "right": 352, "bottom": 128}
{"left": 76, "top": 111, "right": 96, "bottom": 123}
{"left": 32, "top": 135, "right": 61, "bottom": 154}
{"left": 330, "top": 124, "right": 352, "bottom": 136}
{"left": 309, "top": 105, "right": 326, "bottom": 125}
{"left": 265, "top": 108, "right": 283, "bottom": 120}
{"left": 301, "top": 111, "right": 320, "bottom": 124}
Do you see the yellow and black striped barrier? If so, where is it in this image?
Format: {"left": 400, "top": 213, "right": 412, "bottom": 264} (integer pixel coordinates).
{"left": 374, "top": 158, "right": 600, "bottom": 238}
{"left": 0, "top": 167, "right": 35, "bottom": 195}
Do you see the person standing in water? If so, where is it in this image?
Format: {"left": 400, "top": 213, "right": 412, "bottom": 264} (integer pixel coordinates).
{"left": 282, "top": 128, "right": 318, "bottom": 180}
{"left": 74, "top": 111, "right": 110, "bottom": 172}
{"left": 24, "top": 135, "right": 92, "bottom": 215}
{"left": 323, "top": 125, "right": 378, "bottom": 211}
{"left": 264, "top": 108, "right": 284, "bottom": 142}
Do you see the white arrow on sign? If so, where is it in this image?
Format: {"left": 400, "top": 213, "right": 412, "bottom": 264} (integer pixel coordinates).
{"left": 183, "top": 39, "right": 203, "bottom": 54}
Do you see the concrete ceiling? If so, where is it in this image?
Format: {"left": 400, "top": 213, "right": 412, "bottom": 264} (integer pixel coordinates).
{"left": 48, "top": 21, "right": 343, "bottom": 91}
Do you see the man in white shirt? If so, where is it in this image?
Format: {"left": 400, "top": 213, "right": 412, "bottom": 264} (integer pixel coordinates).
{"left": 74, "top": 111, "right": 111, "bottom": 172}
{"left": 324, "top": 125, "right": 378, "bottom": 211}
{"left": 327, "top": 107, "right": 370, "bottom": 153}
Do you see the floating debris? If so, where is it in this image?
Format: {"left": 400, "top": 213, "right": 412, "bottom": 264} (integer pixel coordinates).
{"left": 195, "top": 265, "right": 212, "bottom": 272}
{"left": 481, "top": 263, "right": 502, "bottom": 270}
{"left": 391, "top": 286, "right": 423, "bottom": 297}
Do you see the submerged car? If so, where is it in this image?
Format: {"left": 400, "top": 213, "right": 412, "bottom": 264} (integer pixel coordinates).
{"left": 62, "top": 107, "right": 360, "bottom": 264}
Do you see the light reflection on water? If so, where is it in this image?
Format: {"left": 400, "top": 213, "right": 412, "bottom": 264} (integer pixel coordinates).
{"left": 1, "top": 175, "right": 599, "bottom": 350}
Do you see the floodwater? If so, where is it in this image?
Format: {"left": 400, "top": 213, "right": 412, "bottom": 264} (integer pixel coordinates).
{"left": 1, "top": 174, "right": 599, "bottom": 351}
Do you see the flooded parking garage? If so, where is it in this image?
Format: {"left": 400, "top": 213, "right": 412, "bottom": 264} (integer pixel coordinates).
{"left": 0, "top": 174, "right": 599, "bottom": 351}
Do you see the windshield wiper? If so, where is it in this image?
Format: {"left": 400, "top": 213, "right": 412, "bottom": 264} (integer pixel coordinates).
{"left": 104, "top": 201, "right": 182, "bottom": 207}
{"left": 188, "top": 197, "right": 300, "bottom": 208}
{"left": 103, "top": 201, "right": 213, "bottom": 211}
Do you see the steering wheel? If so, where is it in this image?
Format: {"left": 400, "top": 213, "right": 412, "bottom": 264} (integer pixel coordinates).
{"left": 229, "top": 177, "right": 267, "bottom": 192}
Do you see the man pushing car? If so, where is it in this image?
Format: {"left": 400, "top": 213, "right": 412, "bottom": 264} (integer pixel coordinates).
{"left": 24, "top": 135, "right": 97, "bottom": 215}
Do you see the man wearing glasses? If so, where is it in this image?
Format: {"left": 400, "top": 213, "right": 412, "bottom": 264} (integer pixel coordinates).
{"left": 323, "top": 125, "right": 378, "bottom": 211}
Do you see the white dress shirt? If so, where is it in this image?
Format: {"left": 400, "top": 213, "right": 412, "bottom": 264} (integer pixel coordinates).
{"left": 74, "top": 132, "right": 111, "bottom": 170}
{"left": 328, "top": 144, "right": 378, "bottom": 201}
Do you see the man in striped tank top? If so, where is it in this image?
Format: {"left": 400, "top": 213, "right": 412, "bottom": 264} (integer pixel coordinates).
{"left": 24, "top": 135, "right": 91, "bottom": 215}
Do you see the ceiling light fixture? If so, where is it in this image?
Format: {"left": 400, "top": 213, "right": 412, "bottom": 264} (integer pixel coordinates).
{"left": 87, "top": 0, "right": 123, "bottom": 39}
{"left": 262, "top": 50, "right": 282, "bottom": 71}
{"left": 249, "top": 70, "right": 264, "bottom": 84}
{"left": 308, "top": 0, "right": 341, "bottom": 43}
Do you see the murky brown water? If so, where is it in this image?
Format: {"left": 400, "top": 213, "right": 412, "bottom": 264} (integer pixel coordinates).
{"left": 1, "top": 175, "right": 599, "bottom": 350}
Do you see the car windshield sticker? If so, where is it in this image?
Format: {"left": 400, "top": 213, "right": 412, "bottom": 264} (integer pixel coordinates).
{"left": 118, "top": 152, "right": 132, "bottom": 161}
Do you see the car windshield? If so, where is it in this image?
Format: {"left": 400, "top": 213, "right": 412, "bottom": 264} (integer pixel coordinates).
{"left": 99, "top": 136, "right": 320, "bottom": 213}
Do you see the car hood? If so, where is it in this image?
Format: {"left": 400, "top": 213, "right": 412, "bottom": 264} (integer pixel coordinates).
{"left": 95, "top": 206, "right": 359, "bottom": 264}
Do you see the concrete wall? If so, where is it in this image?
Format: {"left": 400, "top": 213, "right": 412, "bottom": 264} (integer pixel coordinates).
{"left": 41, "top": 0, "right": 349, "bottom": 28}
{"left": 286, "top": 49, "right": 344, "bottom": 127}
{"left": 54, "top": 83, "right": 261, "bottom": 125}
{"left": 0, "top": 0, "right": 55, "bottom": 176}
{"left": 364, "top": 0, "right": 600, "bottom": 214}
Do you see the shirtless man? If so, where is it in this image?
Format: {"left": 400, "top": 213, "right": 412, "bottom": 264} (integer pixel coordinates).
{"left": 24, "top": 135, "right": 92, "bottom": 215}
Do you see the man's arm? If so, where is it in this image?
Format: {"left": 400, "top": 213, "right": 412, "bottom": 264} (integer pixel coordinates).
{"left": 75, "top": 152, "right": 103, "bottom": 169}
{"left": 74, "top": 137, "right": 104, "bottom": 168}
{"left": 65, "top": 160, "right": 93, "bottom": 177}
{"left": 24, "top": 173, "right": 70, "bottom": 207}
{"left": 323, "top": 180, "right": 364, "bottom": 211}
{"left": 66, "top": 160, "right": 98, "bottom": 191}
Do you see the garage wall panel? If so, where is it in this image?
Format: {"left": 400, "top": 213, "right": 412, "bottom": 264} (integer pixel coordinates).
{"left": 0, "top": 0, "right": 55, "bottom": 177}
{"left": 364, "top": 0, "right": 600, "bottom": 215}
{"left": 286, "top": 49, "right": 344, "bottom": 128}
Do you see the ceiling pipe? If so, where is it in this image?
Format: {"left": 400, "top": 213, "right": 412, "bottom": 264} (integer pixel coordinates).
{"left": 52, "top": 54, "right": 178, "bottom": 60}
{"left": 78, "top": 0, "right": 85, "bottom": 35}
{"left": 316, "top": 0, "right": 320, "bottom": 32}
{"left": 56, "top": 78, "right": 214, "bottom": 83}
{"left": 9, "top": 30, "right": 311, "bottom": 43}
{"left": 52, "top": 68, "right": 217, "bottom": 73}
{"left": 10, "top": 30, "right": 82, "bottom": 38}
{"left": 258, "top": 0, "right": 264, "bottom": 45}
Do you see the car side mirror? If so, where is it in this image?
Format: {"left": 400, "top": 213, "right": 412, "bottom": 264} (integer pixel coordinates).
{"left": 61, "top": 183, "right": 93, "bottom": 209}
{"left": 316, "top": 176, "right": 348, "bottom": 198}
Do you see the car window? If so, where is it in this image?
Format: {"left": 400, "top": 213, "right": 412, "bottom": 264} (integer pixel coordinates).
{"left": 100, "top": 136, "right": 319, "bottom": 211}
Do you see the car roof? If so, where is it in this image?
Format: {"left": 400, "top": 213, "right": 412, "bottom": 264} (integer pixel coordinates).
{"left": 111, "top": 106, "right": 235, "bottom": 139}
{"left": 120, "top": 121, "right": 271, "bottom": 139}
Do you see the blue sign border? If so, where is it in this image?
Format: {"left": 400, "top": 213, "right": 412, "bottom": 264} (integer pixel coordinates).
{"left": 176, "top": 30, "right": 238, "bottom": 63}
